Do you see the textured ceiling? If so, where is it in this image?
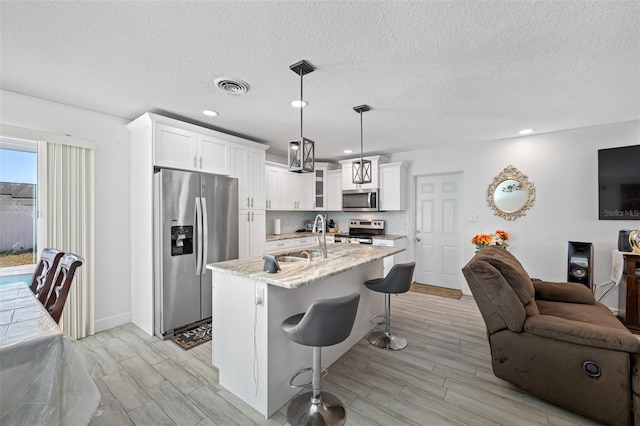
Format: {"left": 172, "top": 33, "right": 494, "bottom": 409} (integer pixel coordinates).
{"left": 1, "top": 1, "right": 638, "bottom": 160}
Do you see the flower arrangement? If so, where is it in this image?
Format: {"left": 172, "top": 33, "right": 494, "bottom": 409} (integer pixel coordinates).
{"left": 471, "top": 229, "right": 510, "bottom": 253}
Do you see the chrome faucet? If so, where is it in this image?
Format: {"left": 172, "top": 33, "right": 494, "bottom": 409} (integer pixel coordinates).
{"left": 312, "top": 214, "right": 328, "bottom": 259}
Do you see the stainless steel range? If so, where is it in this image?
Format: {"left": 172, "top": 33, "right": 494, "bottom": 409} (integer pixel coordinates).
{"left": 335, "top": 219, "right": 385, "bottom": 244}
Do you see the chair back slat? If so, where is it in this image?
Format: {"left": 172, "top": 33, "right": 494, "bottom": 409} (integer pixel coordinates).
{"left": 29, "top": 248, "right": 65, "bottom": 304}
{"left": 44, "top": 252, "right": 83, "bottom": 324}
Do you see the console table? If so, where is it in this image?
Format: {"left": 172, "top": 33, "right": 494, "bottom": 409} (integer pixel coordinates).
{"left": 617, "top": 252, "right": 640, "bottom": 332}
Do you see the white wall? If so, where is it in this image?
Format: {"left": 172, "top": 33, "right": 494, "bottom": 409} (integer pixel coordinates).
{"left": 391, "top": 120, "right": 639, "bottom": 309}
{"left": 0, "top": 90, "right": 131, "bottom": 331}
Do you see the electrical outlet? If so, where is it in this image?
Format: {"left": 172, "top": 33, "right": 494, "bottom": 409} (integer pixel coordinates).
{"left": 255, "top": 288, "right": 264, "bottom": 305}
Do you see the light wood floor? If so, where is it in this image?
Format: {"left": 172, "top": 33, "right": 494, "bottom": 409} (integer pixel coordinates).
{"left": 75, "top": 292, "right": 602, "bottom": 426}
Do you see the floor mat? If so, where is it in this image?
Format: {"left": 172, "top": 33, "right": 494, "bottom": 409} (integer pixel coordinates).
{"left": 170, "top": 322, "right": 212, "bottom": 350}
{"left": 410, "top": 282, "right": 462, "bottom": 299}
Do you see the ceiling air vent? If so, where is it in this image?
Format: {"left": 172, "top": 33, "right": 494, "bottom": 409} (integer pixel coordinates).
{"left": 213, "top": 77, "right": 250, "bottom": 94}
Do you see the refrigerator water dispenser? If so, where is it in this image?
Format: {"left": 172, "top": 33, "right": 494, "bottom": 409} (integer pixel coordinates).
{"left": 171, "top": 225, "right": 193, "bottom": 256}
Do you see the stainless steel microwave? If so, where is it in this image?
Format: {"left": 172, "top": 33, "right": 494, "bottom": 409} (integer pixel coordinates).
{"left": 342, "top": 189, "right": 378, "bottom": 211}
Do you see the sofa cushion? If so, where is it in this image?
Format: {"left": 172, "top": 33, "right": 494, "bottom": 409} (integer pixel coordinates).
{"left": 524, "top": 314, "right": 640, "bottom": 352}
{"left": 462, "top": 259, "right": 526, "bottom": 333}
{"left": 533, "top": 281, "right": 595, "bottom": 304}
{"left": 536, "top": 300, "right": 628, "bottom": 331}
{"left": 474, "top": 247, "right": 536, "bottom": 309}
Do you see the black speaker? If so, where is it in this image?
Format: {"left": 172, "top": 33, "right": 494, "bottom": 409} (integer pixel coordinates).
{"left": 567, "top": 241, "right": 594, "bottom": 289}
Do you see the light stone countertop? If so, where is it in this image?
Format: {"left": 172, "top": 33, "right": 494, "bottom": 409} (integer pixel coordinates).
{"left": 206, "top": 244, "right": 405, "bottom": 289}
{"left": 265, "top": 232, "right": 406, "bottom": 242}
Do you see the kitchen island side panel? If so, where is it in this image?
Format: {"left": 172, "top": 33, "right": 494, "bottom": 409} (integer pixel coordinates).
{"left": 212, "top": 271, "right": 269, "bottom": 415}
{"left": 212, "top": 262, "right": 383, "bottom": 418}
{"left": 266, "top": 261, "right": 382, "bottom": 417}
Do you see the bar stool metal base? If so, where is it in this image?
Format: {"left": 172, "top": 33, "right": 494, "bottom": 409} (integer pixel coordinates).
{"left": 367, "top": 330, "right": 407, "bottom": 351}
{"left": 286, "top": 391, "right": 346, "bottom": 426}
{"left": 369, "top": 314, "right": 385, "bottom": 325}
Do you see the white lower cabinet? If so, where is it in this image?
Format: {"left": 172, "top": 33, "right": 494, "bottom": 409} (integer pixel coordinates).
{"left": 372, "top": 237, "right": 407, "bottom": 276}
{"left": 239, "top": 210, "right": 265, "bottom": 259}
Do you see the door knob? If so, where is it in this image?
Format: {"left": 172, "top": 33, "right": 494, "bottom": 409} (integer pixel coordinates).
{"left": 416, "top": 237, "right": 421, "bottom": 242}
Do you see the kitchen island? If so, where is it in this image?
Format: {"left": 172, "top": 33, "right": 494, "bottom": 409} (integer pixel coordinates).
{"left": 206, "top": 243, "right": 405, "bottom": 418}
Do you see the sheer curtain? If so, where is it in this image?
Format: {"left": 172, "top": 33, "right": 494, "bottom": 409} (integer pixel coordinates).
{"left": 1, "top": 124, "right": 95, "bottom": 339}
{"left": 37, "top": 141, "right": 95, "bottom": 339}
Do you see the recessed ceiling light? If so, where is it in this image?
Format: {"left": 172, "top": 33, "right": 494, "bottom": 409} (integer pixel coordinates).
{"left": 290, "top": 100, "right": 308, "bottom": 108}
{"left": 344, "top": 149, "right": 353, "bottom": 154}
{"left": 518, "top": 128, "right": 534, "bottom": 135}
{"left": 202, "top": 110, "right": 218, "bottom": 117}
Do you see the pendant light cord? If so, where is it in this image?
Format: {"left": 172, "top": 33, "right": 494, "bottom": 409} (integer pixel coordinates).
{"left": 300, "top": 70, "right": 303, "bottom": 138}
{"left": 359, "top": 111, "right": 364, "bottom": 181}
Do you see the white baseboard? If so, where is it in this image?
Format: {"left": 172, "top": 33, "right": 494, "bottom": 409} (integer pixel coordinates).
{"left": 94, "top": 312, "right": 131, "bottom": 333}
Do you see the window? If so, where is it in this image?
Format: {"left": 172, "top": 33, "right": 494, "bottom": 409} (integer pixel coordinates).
{"left": 0, "top": 137, "right": 38, "bottom": 281}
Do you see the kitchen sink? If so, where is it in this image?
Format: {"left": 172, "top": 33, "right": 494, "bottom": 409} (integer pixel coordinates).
{"left": 276, "top": 250, "right": 324, "bottom": 263}
{"left": 277, "top": 256, "right": 306, "bottom": 263}
{"left": 288, "top": 250, "right": 324, "bottom": 260}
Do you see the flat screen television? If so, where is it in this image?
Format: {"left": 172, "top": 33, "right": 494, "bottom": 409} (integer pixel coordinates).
{"left": 598, "top": 144, "right": 640, "bottom": 220}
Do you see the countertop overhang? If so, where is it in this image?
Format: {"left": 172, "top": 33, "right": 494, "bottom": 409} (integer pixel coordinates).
{"left": 207, "top": 244, "right": 405, "bottom": 289}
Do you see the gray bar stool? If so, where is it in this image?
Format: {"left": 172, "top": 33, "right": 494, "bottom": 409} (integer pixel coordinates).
{"left": 282, "top": 293, "right": 360, "bottom": 426}
{"left": 365, "top": 262, "right": 415, "bottom": 350}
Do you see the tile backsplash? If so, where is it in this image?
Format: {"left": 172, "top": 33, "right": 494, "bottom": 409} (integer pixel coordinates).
{"left": 266, "top": 210, "right": 407, "bottom": 236}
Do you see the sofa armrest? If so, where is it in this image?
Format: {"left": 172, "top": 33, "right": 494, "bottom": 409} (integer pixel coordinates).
{"left": 533, "top": 281, "right": 595, "bottom": 304}
{"left": 524, "top": 315, "right": 640, "bottom": 353}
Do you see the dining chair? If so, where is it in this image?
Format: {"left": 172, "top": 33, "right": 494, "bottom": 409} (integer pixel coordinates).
{"left": 29, "top": 248, "right": 65, "bottom": 304}
{"left": 44, "top": 252, "right": 84, "bottom": 324}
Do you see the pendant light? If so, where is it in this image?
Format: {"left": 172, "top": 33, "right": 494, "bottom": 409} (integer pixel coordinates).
{"left": 288, "top": 60, "right": 315, "bottom": 173}
{"left": 352, "top": 104, "right": 372, "bottom": 184}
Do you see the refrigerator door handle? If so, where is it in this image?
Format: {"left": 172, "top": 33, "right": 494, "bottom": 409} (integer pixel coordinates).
{"left": 195, "top": 197, "right": 203, "bottom": 275}
{"left": 201, "top": 197, "right": 208, "bottom": 276}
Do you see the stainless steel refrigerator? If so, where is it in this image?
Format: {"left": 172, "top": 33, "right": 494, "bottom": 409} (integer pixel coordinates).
{"left": 153, "top": 168, "right": 238, "bottom": 339}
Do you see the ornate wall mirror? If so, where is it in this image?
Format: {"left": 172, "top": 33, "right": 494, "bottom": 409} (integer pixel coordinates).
{"left": 487, "top": 165, "right": 536, "bottom": 220}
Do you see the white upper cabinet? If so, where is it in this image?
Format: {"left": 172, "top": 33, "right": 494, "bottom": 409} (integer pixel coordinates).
{"left": 231, "top": 143, "right": 265, "bottom": 210}
{"left": 197, "top": 134, "right": 229, "bottom": 175}
{"left": 279, "top": 170, "right": 296, "bottom": 210}
{"left": 265, "top": 165, "right": 282, "bottom": 210}
{"left": 313, "top": 162, "right": 338, "bottom": 210}
{"left": 339, "top": 155, "right": 387, "bottom": 190}
{"left": 154, "top": 123, "right": 198, "bottom": 170}
{"left": 154, "top": 123, "right": 229, "bottom": 175}
{"left": 326, "top": 169, "right": 343, "bottom": 211}
{"left": 379, "top": 162, "right": 407, "bottom": 211}
{"left": 265, "top": 163, "right": 314, "bottom": 211}
{"left": 296, "top": 172, "right": 314, "bottom": 210}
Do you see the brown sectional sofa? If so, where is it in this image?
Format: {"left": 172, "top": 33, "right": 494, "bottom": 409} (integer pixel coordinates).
{"left": 462, "top": 245, "right": 640, "bottom": 425}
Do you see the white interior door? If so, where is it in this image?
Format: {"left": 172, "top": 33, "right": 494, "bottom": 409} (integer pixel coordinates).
{"left": 415, "top": 173, "right": 464, "bottom": 289}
